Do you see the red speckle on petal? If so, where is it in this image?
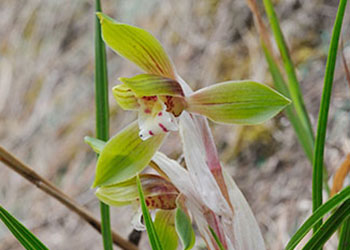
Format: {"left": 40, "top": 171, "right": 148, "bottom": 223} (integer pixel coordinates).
{"left": 149, "top": 130, "right": 154, "bottom": 136}
{"left": 144, "top": 108, "right": 151, "bottom": 114}
{"left": 158, "top": 123, "right": 169, "bottom": 132}
{"left": 158, "top": 112, "right": 162, "bottom": 116}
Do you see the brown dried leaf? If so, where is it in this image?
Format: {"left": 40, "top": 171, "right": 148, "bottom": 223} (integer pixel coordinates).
{"left": 331, "top": 154, "right": 350, "bottom": 197}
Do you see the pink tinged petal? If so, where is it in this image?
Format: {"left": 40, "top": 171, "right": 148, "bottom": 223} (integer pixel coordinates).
{"left": 97, "top": 13, "right": 175, "bottom": 79}
{"left": 222, "top": 170, "right": 266, "bottom": 250}
{"left": 138, "top": 99, "right": 178, "bottom": 141}
{"left": 179, "top": 112, "right": 231, "bottom": 218}
{"left": 153, "top": 152, "right": 228, "bottom": 249}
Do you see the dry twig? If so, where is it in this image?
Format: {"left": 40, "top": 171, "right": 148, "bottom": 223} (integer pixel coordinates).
{"left": 0, "top": 145, "right": 138, "bottom": 250}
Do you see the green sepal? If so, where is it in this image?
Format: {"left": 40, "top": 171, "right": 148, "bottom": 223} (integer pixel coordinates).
{"left": 97, "top": 12, "right": 175, "bottom": 79}
{"left": 119, "top": 74, "right": 184, "bottom": 97}
{"left": 154, "top": 210, "right": 178, "bottom": 250}
{"left": 175, "top": 207, "right": 195, "bottom": 250}
{"left": 84, "top": 136, "right": 106, "bottom": 154}
{"left": 187, "top": 80, "right": 291, "bottom": 125}
{"left": 93, "top": 121, "right": 165, "bottom": 187}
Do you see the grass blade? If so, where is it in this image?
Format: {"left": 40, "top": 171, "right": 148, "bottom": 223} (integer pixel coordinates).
{"left": 247, "top": 0, "right": 331, "bottom": 194}
{"left": 0, "top": 205, "right": 49, "bottom": 250}
{"left": 136, "top": 174, "right": 163, "bottom": 250}
{"left": 311, "top": 0, "right": 347, "bottom": 233}
{"left": 209, "top": 226, "right": 225, "bottom": 250}
{"left": 301, "top": 200, "right": 350, "bottom": 250}
{"left": 262, "top": 44, "right": 314, "bottom": 161}
{"left": 95, "top": 0, "right": 112, "bottom": 249}
{"left": 285, "top": 186, "right": 350, "bottom": 250}
{"left": 262, "top": 0, "right": 313, "bottom": 138}
{"left": 338, "top": 218, "right": 350, "bottom": 250}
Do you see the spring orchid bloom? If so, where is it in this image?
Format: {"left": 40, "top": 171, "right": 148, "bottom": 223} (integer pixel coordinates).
{"left": 91, "top": 12, "right": 290, "bottom": 250}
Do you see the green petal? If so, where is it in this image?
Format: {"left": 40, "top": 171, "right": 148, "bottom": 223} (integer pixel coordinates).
{"left": 96, "top": 174, "right": 178, "bottom": 209}
{"left": 175, "top": 207, "right": 195, "bottom": 250}
{"left": 119, "top": 74, "right": 184, "bottom": 97}
{"left": 112, "top": 84, "right": 139, "bottom": 110}
{"left": 93, "top": 121, "right": 165, "bottom": 187}
{"left": 187, "top": 80, "right": 291, "bottom": 125}
{"left": 84, "top": 136, "right": 106, "bottom": 154}
{"left": 97, "top": 12, "right": 175, "bottom": 79}
{"left": 154, "top": 210, "right": 178, "bottom": 250}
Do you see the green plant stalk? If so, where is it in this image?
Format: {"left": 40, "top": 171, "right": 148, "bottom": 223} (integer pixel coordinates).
{"left": 262, "top": 0, "right": 314, "bottom": 141}
{"left": 338, "top": 218, "right": 350, "bottom": 250}
{"left": 262, "top": 43, "right": 331, "bottom": 195}
{"left": 95, "top": 0, "right": 112, "bottom": 250}
{"left": 302, "top": 200, "right": 350, "bottom": 250}
{"left": 311, "top": 0, "right": 347, "bottom": 234}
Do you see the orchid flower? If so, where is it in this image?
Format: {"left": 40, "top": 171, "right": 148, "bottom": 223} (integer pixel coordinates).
{"left": 92, "top": 13, "right": 290, "bottom": 188}
{"left": 90, "top": 12, "right": 290, "bottom": 250}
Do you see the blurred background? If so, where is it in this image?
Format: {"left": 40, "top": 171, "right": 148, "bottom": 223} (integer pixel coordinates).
{"left": 1, "top": 0, "right": 350, "bottom": 249}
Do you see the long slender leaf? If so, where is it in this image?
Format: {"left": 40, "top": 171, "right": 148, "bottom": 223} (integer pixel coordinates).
{"left": 311, "top": 0, "right": 347, "bottom": 233}
{"left": 0, "top": 205, "right": 49, "bottom": 250}
{"left": 95, "top": 0, "right": 112, "bottom": 249}
{"left": 285, "top": 186, "right": 350, "bottom": 250}
{"left": 136, "top": 174, "right": 163, "bottom": 250}
{"left": 302, "top": 200, "right": 350, "bottom": 250}
{"left": 338, "top": 218, "right": 350, "bottom": 250}
{"left": 262, "top": 44, "right": 313, "bottom": 161}
{"left": 262, "top": 0, "right": 313, "bottom": 139}
{"left": 209, "top": 226, "right": 225, "bottom": 250}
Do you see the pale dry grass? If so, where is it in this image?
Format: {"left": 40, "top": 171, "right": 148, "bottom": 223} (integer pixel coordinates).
{"left": 0, "top": 0, "right": 350, "bottom": 249}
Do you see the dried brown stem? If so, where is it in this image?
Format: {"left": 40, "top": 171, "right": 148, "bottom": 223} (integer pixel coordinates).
{"left": 245, "top": 0, "right": 281, "bottom": 67}
{"left": 0, "top": 145, "right": 138, "bottom": 250}
{"left": 340, "top": 39, "right": 350, "bottom": 90}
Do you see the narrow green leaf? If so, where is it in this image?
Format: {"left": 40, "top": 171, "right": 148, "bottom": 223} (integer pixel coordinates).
{"left": 94, "top": 1, "right": 112, "bottom": 249}
{"left": 136, "top": 174, "right": 164, "bottom": 250}
{"left": 262, "top": 44, "right": 313, "bottom": 161}
{"left": 93, "top": 121, "right": 165, "bottom": 187}
{"left": 285, "top": 186, "right": 350, "bottom": 250}
{"left": 301, "top": 200, "right": 350, "bottom": 250}
{"left": 84, "top": 136, "right": 106, "bottom": 154}
{"left": 0, "top": 205, "right": 49, "bottom": 250}
{"left": 154, "top": 210, "right": 178, "bottom": 250}
{"left": 209, "top": 226, "right": 225, "bottom": 250}
{"left": 338, "top": 218, "right": 350, "bottom": 250}
{"left": 311, "top": 0, "right": 347, "bottom": 233}
{"left": 96, "top": 174, "right": 178, "bottom": 209}
{"left": 119, "top": 74, "right": 184, "bottom": 97}
{"left": 187, "top": 80, "right": 290, "bottom": 125}
{"left": 96, "top": 12, "right": 175, "bottom": 79}
{"left": 175, "top": 207, "right": 195, "bottom": 250}
{"left": 262, "top": 0, "right": 313, "bottom": 138}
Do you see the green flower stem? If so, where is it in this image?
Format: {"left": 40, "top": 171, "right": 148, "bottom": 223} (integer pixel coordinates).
{"left": 312, "top": 0, "right": 347, "bottom": 234}
{"left": 95, "top": 0, "right": 112, "bottom": 249}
